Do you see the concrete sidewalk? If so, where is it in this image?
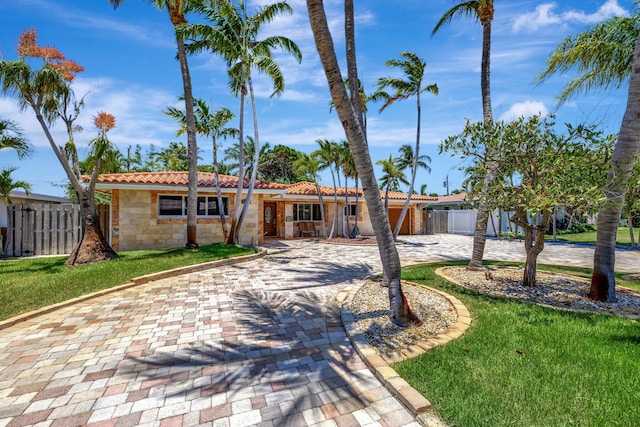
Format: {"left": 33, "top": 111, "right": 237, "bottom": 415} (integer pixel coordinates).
{"left": 0, "top": 235, "right": 637, "bottom": 427}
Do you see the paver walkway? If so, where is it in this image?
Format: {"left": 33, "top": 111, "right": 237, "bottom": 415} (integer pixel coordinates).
{"left": 0, "top": 235, "right": 638, "bottom": 427}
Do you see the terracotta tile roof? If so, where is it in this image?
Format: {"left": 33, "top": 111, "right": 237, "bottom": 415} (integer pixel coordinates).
{"left": 96, "top": 172, "right": 287, "bottom": 190}
{"left": 286, "top": 181, "right": 437, "bottom": 201}
{"left": 434, "top": 192, "right": 470, "bottom": 203}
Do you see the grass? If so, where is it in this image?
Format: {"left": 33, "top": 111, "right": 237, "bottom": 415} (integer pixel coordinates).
{"left": 0, "top": 243, "right": 256, "bottom": 321}
{"left": 549, "top": 227, "right": 637, "bottom": 246}
{"left": 397, "top": 261, "right": 640, "bottom": 427}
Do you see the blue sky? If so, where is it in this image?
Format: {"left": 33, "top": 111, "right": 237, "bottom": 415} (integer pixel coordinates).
{"left": 0, "top": 0, "right": 635, "bottom": 196}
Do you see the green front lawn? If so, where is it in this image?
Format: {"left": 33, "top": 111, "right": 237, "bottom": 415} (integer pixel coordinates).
{"left": 398, "top": 261, "right": 640, "bottom": 427}
{"left": 0, "top": 243, "right": 256, "bottom": 321}
{"left": 550, "top": 227, "right": 637, "bottom": 246}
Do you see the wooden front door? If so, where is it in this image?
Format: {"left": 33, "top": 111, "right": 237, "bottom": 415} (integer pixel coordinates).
{"left": 263, "top": 202, "right": 277, "bottom": 237}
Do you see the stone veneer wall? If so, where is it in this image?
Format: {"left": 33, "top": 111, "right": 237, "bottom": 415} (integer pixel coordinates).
{"left": 113, "top": 189, "right": 262, "bottom": 251}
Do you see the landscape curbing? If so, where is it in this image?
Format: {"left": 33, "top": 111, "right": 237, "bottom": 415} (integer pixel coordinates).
{"left": 339, "top": 279, "right": 472, "bottom": 426}
{"left": 0, "top": 249, "right": 266, "bottom": 331}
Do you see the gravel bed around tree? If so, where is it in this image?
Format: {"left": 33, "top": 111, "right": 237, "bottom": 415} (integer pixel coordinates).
{"left": 350, "top": 280, "right": 457, "bottom": 356}
{"left": 440, "top": 266, "right": 640, "bottom": 319}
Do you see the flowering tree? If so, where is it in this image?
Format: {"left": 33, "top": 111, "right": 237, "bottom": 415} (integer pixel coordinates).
{"left": 0, "top": 29, "right": 117, "bottom": 265}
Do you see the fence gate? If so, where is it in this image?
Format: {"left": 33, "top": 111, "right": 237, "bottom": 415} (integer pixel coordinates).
{"left": 425, "top": 210, "right": 449, "bottom": 234}
{"left": 5, "top": 203, "right": 81, "bottom": 257}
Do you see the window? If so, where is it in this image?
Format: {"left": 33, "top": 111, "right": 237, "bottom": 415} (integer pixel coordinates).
{"left": 344, "top": 204, "right": 358, "bottom": 217}
{"left": 293, "top": 203, "right": 322, "bottom": 221}
{"left": 158, "top": 195, "right": 228, "bottom": 217}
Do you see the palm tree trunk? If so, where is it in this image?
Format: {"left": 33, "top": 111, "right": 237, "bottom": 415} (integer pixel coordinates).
{"left": 212, "top": 136, "right": 228, "bottom": 241}
{"left": 468, "top": 18, "right": 495, "bottom": 269}
{"left": 393, "top": 95, "right": 421, "bottom": 239}
{"left": 354, "top": 174, "right": 359, "bottom": 236}
{"left": 590, "top": 35, "right": 640, "bottom": 301}
{"left": 227, "top": 89, "right": 246, "bottom": 244}
{"left": 315, "top": 181, "right": 328, "bottom": 238}
{"left": 306, "top": 0, "right": 420, "bottom": 327}
{"left": 235, "top": 78, "right": 260, "bottom": 243}
{"left": 345, "top": 0, "right": 363, "bottom": 131}
{"left": 3, "top": 205, "right": 12, "bottom": 257}
{"left": 175, "top": 32, "right": 199, "bottom": 249}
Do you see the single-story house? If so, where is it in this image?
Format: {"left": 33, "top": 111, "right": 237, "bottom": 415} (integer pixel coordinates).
{"left": 94, "top": 171, "right": 437, "bottom": 251}
{"left": 424, "top": 192, "right": 472, "bottom": 210}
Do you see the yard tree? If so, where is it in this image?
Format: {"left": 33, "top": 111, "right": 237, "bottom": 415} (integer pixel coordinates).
{"left": 182, "top": 0, "right": 301, "bottom": 245}
{"left": 313, "top": 139, "right": 341, "bottom": 239}
{"left": 375, "top": 52, "right": 438, "bottom": 239}
{"left": 433, "top": 0, "right": 496, "bottom": 270}
{"left": 536, "top": 9, "right": 640, "bottom": 301}
{"left": 624, "top": 159, "right": 640, "bottom": 247}
{"left": 442, "top": 115, "right": 612, "bottom": 287}
{"left": 0, "top": 29, "right": 117, "bottom": 266}
{"left": 306, "top": 0, "right": 420, "bottom": 326}
{"left": 110, "top": 0, "right": 200, "bottom": 249}
{"left": 293, "top": 152, "right": 327, "bottom": 238}
{"left": 376, "top": 154, "right": 409, "bottom": 213}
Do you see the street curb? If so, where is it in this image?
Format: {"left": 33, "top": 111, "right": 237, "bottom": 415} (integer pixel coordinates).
{"left": 0, "top": 249, "right": 266, "bottom": 331}
{"left": 339, "top": 277, "right": 472, "bottom": 426}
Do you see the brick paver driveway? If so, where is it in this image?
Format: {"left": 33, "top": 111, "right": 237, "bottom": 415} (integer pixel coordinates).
{"left": 0, "top": 235, "right": 637, "bottom": 427}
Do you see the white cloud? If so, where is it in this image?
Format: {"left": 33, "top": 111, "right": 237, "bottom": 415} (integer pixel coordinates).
{"left": 513, "top": 0, "right": 629, "bottom": 33}
{"left": 499, "top": 101, "right": 549, "bottom": 122}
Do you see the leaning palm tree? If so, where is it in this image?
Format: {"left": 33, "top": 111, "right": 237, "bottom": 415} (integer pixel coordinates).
{"left": 294, "top": 152, "right": 327, "bottom": 238}
{"left": 433, "top": 0, "right": 495, "bottom": 269}
{"left": 339, "top": 140, "right": 359, "bottom": 237}
{"left": 313, "top": 139, "right": 341, "bottom": 238}
{"left": 375, "top": 51, "right": 438, "bottom": 239}
{"left": 536, "top": 8, "right": 640, "bottom": 301}
{"left": 110, "top": 0, "right": 199, "bottom": 248}
{"left": 306, "top": 0, "right": 420, "bottom": 327}
{"left": 183, "top": 0, "right": 302, "bottom": 244}
{"left": 0, "top": 167, "right": 31, "bottom": 257}
{"left": 0, "top": 118, "right": 31, "bottom": 159}
{"left": 165, "top": 99, "right": 238, "bottom": 240}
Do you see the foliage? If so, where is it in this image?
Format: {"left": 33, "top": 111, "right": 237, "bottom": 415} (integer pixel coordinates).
{"left": 0, "top": 243, "right": 256, "bottom": 321}
{"left": 0, "top": 117, "right": 31, "bottom": 159}
{"left": 536, "top": 10, "right": 640, "bottom": 104}
{"left": 442, "top": 115, "right": 614, "bottom": 285}
{"left": 398, "top": 261, "right": 640, "bottom": 427}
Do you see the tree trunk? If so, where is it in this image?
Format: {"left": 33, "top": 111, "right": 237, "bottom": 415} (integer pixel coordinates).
{"left": 235, "top": 78, "right": 260, "bottom": 244}
{"left": 306, "top": 0, "right": 420, "bottom": 327}
{"left": 212, "top": 136, "right": 228, "bottom": 241}
{"left": 591, "top": 35, "right": 640, "bottom": 301}
{"left": 3, "top": 205, "right": 12, "bottom": 257}
{"left": 175, "top": 30, "right": 199, "bottom": 249}
{"left": 328, "top": 168, "right": 338, "bottom": 239}
{"left": 468, "top": 17, "right": 494, "bottom": 270}
{"left": 227, "top": 88, "right": 246, "bottom": 244}
{"left": 316, "top": 181, "right": 327, "bottom": 238}
{"left": 66, "top": 189, "right": 117, "bottom": 266}
{"left": 393, "top": 94, "right": 420, "bottom": 239}
{"left": 345, "top": 0, "right": 363, "bottom": 131}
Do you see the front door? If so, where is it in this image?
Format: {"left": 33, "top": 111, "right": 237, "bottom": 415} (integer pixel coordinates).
{"left": 263, "top": 202, "right": 277, "bottom": 237}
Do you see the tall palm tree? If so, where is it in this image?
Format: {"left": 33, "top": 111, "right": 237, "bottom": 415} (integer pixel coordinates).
{"left": 313, "top": 139, "right": 341, "bottom": 239}
{"left": 0, "top": 167, "right": 30, "bottom": 257}
{"left": 536, "top": 8, "right": 640, "bottom": 301}
{"left": 394, "top": 143, "right": 431, "bottom": 176}
{"left": 294, "top": 152, "right": 327, "bottom": 238}
{"left": 433, "top": 0, "right": 495, "bottom": 269}
{"left": 375, "top": 51, "right": 438, "bottom": 239}
{"left": 0, "top": 29, "right": 117, "bottom": 266}
{"left": 0, "top": 118, "right": 31, "bottom": 159}
{"left": 306, "top": 0, "right": 420, "bottom": 327}
{"left": 110, "top": 0, "right": 200, "bottom": 249}
{"left": 183, "top": 0, "right": 301, "bottom": 244}
{"left": 376, "top": 154, "right": 409, "bottom": 212}
{"left": 339, "top": 140, "right": 359, "bottom": 237}
{"left": 166, "top": 99, "right": 238, "bottom": 239}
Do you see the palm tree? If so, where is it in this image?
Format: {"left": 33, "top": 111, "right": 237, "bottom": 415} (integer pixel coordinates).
{"left": 395, "top": 143, "right": 431, "bottom": 175}
{"left": 294, "top": 152, "right": 327, "bottom": 238}
{"left": 110, "top": 0, "right": 200, "bottom": 249}
{"left": 375, "top": 51, "right": 438, "bottom": 239}
{"left": 376, "top": 154, "right": 409, "bottom": 213}
{"left": 0, "top": 118, "right": 31, "bottom": 159}
{"left": 151, "top": 142, "right": 189, "bottom": 171}
{"left": 305, "top": 0, "right": 420, "bottom": 327}
{"left": 313, "top": 139, "right": 341, "bottom": 238}
{"left": 183, "top": 0, "right": 301, "bottom": 244}
{"left": 433, "top": 0, "right": 495, "bottom": 269}
{"left": 0, "top": 29, "right": 117, "bottom": 266}
{"left": 536, "top": 9, "right": 640, "bottom": 301}
{"left": 339, "top": 140, "right": 359, "bottom": 237}
{"left": 166, "top": 99, "right": 238, "bottom": 239}
{"left": 224, "top": 137, "right": 270, "bottom": 179}
{"left": 0, "top": 168, "right": 31, "bottom": 257}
